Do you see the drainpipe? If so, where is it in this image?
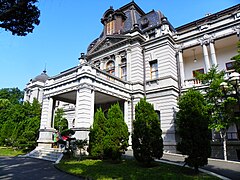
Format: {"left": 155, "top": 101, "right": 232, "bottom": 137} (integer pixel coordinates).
{"left": 142, "top": 48, "right": 146, "bottom": 98}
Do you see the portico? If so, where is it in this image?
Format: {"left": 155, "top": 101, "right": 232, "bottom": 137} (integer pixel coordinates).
{"left": 37, "top": 63, "right": 132, "bottom": 148}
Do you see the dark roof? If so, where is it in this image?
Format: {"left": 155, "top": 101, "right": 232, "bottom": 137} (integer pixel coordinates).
{"left": 32, "top": 70, "right": 49, "bottom": 83}
{"left": 87, "top": 1, "right": 173, "bottom": 53}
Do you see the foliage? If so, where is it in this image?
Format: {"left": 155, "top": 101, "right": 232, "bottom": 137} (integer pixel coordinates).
{"left": 75, "top": 139, "right": 88, "bottom": 160}
{"left": 0, "top": 94, "right": 41, "bottom": 151}
{"left": 89, "top": 108, "right": 107, "bottom": 158}
{"left": 54, "top": 108, "right": 68, "bottom": 132}
{"left": 103, "top": 103, "right": 129, "bottom": 161}
{"left": 0, "top": 0, "right": 40, "bottom": 36}
{"left": 176, "top": 89, "right": 211, "bottom": 172}
{"left": 232, "top": 41, "right": 240, "bottom": 73}
{"left": 132, "top": 98, "right": 163, "bottom": 166}
{"left": 0, "top": 88, "right": 23, "bottom": 104}
{"left": 56, "top": 159, "right": 218, "bottom": 180}
{"left": 195, "top": 67, "right": 238, "bottom": 131}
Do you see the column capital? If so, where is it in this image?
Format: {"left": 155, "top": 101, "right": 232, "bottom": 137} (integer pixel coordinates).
{"left": 199, "top": 34, "right": 215, "bottom": 46}
{"left": 175, "top": 44, "right": 183, "bottom": 53}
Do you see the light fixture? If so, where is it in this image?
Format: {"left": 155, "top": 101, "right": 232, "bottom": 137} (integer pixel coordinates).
{"left": 193, "top": 49, "right": 197, "bottom": 63}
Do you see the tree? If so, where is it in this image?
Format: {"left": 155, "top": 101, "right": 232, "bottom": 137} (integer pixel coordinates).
{"left": 54, "top": 108, "right": 68, "bottom": 132}
{"left": 232, "top": 41, "right": 240, "bottom": 73}
{"left": 89, "top": 108, "right": 107, "bottom": 158}
{"left": 0, "top": 88, "right": 23, "bottom": 104}
{"left": 103, "top": 103, "right": 129, "bottom": 161}
{"left": 132, "top": 98, "right": 163, "bottom": 166}
{"left": 176, "top": 89, "right": 211, "bottom": 173}
{"left": 0, "top": 0, "right": 40, "bottom": 36}
{"left": 196, "top": 66, "right": 238, "bottom": 160}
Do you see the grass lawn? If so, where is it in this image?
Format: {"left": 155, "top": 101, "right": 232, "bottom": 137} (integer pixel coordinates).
{"left": 56, "top": 158, "right": 219, "bottom": 180}
{"left": 0, "top": 147, "right": 25, "bottom": 156}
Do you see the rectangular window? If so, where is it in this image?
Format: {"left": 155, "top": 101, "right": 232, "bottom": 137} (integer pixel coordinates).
{"left": 150, "top": 60, "right": 158, "bottom": 79}
{"left": 192, "top": 68, "right": 204, "bottom": 77}
{"left": 226, "top": 62, "right": 234, "bottom": 71}
{"left": 106, "top": 21, "right": 114, "bottom": 35}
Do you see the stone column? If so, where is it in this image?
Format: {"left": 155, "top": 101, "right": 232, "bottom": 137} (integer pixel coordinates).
{"left": 202, "top": 43, "right": 211, "bottom": 72}
{"left": 126, "top": 48, "right": 131, "bottom": 81}
{"left": 74, "top": 84, "right": 95, "bottom": 140}
{"left": 178, "top": 50, "right": 185, "bottom": 87}
{"left": 37, "top": 96, "right": 56, "bottom": 148}
{"left": 115, "top": 54, "right": 121, "bottom": 78}
{"left": 209, "top": 40, "right": 218, "bottom": 66}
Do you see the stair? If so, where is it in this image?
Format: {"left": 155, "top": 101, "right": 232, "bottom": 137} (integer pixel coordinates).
{"left": 25, "top": 147, "right": 64, "bottom": 163}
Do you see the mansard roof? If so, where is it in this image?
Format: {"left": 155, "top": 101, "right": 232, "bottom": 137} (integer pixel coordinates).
{"left": 87, "top": 1, "right": 172, "bottom": 54}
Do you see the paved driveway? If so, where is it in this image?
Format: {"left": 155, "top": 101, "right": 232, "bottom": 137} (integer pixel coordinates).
{"left": 0, "top": 156, "right": 82, "bottom": 180}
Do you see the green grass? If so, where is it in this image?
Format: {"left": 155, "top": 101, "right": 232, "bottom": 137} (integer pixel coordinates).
{"left": 56, "top": 158, "right": 219, "bottom": 180}
{"left": 0, "top": 147, "right": 25, "bottom": 156}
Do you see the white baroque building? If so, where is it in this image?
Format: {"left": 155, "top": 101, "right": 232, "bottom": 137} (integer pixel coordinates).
{"left": 24, "top": 2, "right": 240, "bottom": 160}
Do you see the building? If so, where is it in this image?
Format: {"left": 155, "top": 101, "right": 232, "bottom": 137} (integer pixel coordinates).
{"left": 25, "top": 2, "right": 240, "bottom": 160}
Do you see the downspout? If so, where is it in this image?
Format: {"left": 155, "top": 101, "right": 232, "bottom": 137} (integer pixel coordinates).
{"left": 131, "top": 95, "right": 134, "bottom": 133}
{"left": 142, "top": 48, "right": 146, "bottom": 97}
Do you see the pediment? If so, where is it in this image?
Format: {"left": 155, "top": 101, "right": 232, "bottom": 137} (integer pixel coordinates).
{"left": 87, "top": 35, "right": 129, "bottom": 55}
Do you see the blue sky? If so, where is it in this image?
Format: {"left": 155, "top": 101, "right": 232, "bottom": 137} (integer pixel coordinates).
{"left": 0, "top": 0, "right": 239, "bottom": 90}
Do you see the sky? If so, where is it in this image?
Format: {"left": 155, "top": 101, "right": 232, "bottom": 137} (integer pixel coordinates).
{"left": 0, "top": 0, "right": 239, "bottom": 91}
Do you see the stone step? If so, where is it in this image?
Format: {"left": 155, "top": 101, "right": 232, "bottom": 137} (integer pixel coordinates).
{"left": 26, "top": 147, "right": 64, "bottom": 163}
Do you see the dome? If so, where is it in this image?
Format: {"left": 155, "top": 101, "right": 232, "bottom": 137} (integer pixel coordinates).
{"left": 32, "top": 70, "right": 49, "bottom": 83}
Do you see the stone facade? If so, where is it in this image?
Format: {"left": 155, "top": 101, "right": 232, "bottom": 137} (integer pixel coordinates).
{"left": 24, "top": 2, "right": 240, "bottom": 159}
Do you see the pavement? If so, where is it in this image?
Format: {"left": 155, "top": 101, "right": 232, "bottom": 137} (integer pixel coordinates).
{"left": 1, "top": 153, "right": 239, "bottom": 180}
{"left": 0, "top": 156, "right": 82, "bottom": 180}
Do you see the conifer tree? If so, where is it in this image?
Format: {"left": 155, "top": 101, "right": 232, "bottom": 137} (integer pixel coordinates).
{"left": 132, "top": 98, "right": 163, "bottom": 166}
{"left": 103, "top": 103, "right": 129, "bottom": 161}
{"left": 176, "top": 89, "right": 211, "bottom": 173}
{"left": 89, "top": 108, "right": 107, "bottom": 158}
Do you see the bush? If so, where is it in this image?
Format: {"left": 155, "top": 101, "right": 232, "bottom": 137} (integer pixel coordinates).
{"left": 132, "top": 98, "right": 163, "bottom": 166}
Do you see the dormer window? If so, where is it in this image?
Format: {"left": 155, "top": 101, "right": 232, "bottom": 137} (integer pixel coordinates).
{"left": 106, "top": 20, "right": 114, "bottom": 35}
{"left": 141, "top": 18, "right": 149, "bottom": 29}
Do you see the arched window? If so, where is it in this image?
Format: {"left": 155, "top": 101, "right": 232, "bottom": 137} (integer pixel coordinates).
{"left": 106, "top": 60, "right": 115, "bottom": 76}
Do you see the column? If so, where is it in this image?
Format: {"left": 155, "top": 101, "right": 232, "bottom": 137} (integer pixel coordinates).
{"left": 100, "top": 59, "right": 105, "bottom": 70}
{"left": 37, "top": 96, "right": 56, "bottom": 148}
{"left": 126, "top": 48, "right": 131, "bottom": 81}
{"left": 178, "top": 50, "right": 185, "bottom": 87}
{"left": 115, "top": 54, "right": 121, "bottom": 78}
{"left": 202, "top": 43, "right": 211, "bottom": 72}
{"left": 209, "top": 40, "right": 218, "bottom": 66}
{"left": 74, "top": 84, "right": 95, "bottom": 140}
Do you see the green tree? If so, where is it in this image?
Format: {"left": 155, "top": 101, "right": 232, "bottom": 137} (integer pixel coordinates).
{"left": 89, "top": 108, "right": 107, "bottom": 158}
{"left": 132, "top": 98, "right": 163, "bottom": 166}
{"left": 232, "top": 41, "right": 240, "bottom": 73}
{"left": 54, "top": 108, "right": 68, "bottom": 132}
{"left": 103, "top": 103, "right": 129, "bottom": 161}
{"left": 176, "top": 89, "right": 211, "bottom": 173}
{"left": 0, "top": 88, "right": 23, "bottom": 104}
{"left": 0, "top": 0, "right": 40, "bottom": 36}
{"left": 196, "top": 67, "right": 238, "bottom": 160}
{"left": 11, "top": 99, "right": 41, "bottom": 150}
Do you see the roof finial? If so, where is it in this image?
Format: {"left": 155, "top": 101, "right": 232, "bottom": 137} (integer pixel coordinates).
{"left": 43, "top": 63, "right": 47, "bottom": 74}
